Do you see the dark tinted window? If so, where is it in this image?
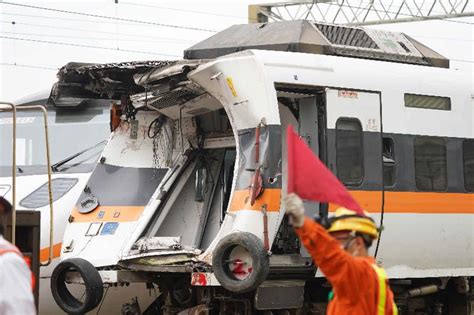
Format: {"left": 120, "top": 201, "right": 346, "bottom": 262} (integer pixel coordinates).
{"left": 463, "top": 139, "right": 474, "bottom": 192}
{"left": 336, "top": 118, "right": 364, "bottom": 185}
{"left": 383, "top": 137, "right": 395, "bottom": 187}
{"left": 404, "top": 94, "right": 451, "bottom": 110}
{"left": 414, "top": 137, "right": 447, "bottom": 191}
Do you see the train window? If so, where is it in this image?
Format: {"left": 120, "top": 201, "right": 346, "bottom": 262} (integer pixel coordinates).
{"left": 463, "top": 139, "right": 474, "bottom": 192}
{"left": 383, "top": 137, "right": 395, "bottom": 187}
{"left": 404, "top": 94, "right": 451, "bottom": 110}
{"left": 336, "top": 118, "right": 364, "bottom": 185}
{"left": 414, "top": 137, "right": 447, "bottom": 191}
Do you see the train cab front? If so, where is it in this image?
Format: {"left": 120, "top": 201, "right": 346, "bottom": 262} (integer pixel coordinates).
{"left": 50, "top": 53, "right": 312, "bottom": 314}
{"left": 48, "top": 58, "right": 244, "bottom": 313}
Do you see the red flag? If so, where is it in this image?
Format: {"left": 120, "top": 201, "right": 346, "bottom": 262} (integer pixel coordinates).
{"left": 287, "top": 125, "right": 363, "bottom": 214}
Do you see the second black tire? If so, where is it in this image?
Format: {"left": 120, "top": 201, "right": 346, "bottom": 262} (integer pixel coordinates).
{"left": 212, "top": 232, "right": 269, "bottom": 293}
{"left": 51, "top": 258, "right": 104, "bottom": 314}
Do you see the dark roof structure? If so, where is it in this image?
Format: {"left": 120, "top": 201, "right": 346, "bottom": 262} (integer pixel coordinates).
{"left": 184, "top": 20, "right": 449, "bottom": 68}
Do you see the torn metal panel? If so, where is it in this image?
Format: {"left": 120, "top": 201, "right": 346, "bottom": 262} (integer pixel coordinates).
{"left": 129, "top": 60, "right": 208, "bottom": 113}
{"left": 57, "top": 60, "right": 175, "bottom": 76}
{"left": 133, "top": 255, "right": 196, "bottom": 266}
{"left": 132, "top": 236, "right": 183, "bottom": 252}
{"left": 119, "top": 262, "right": 192, "bottom": 273}
{"left": 50, "top": 60, "right": 178, "bottom": 104}
{"left": 133, "top": 59, "right": 206, "bottom": 87}
{"left": 120, "top": 250, "right": 201, "bottom": 273}
{"left": 120, "top": 246, "right": 201, "bottom": 269}
{"left": 147, "top": 85, "right": 204, "bottom": 111}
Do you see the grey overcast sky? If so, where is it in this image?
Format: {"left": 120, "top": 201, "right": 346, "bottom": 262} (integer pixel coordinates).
{"left": 0, "top": 0, "right": 473, "bottom": 102}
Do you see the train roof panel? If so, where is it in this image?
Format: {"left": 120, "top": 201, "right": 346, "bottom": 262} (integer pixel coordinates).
{"left": 184, "top": 20, "right": 449, "bottom": 68}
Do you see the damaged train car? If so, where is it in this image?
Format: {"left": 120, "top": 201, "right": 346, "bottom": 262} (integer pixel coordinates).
{"left": 49, "top": 21, "right": 473, "bottom": 314}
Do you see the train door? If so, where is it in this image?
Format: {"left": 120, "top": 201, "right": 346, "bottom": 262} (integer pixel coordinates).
{"left": 298, "top": 95, "right": 326, "bottom": 218}
{"left": 324, "top": 88, "right": 384, "bottom": 250}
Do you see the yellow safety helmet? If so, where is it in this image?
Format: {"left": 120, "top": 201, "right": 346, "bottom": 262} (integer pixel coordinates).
{"left": 327, "top": 207, "right": 379, "bottom": 240}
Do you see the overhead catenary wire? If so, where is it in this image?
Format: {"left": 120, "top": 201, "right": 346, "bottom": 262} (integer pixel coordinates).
{"left": 405, "top": 33, "right": 474, "bottom": 42}
{"left": 0, "top": 20, "right": 195, "bottom": 43}
{"left": 0, "top": 31, "right": 194, "bottom": 44}
{"left": 2, "top": 34, "right": 472, "bottom": 63}
{"left": 1, "top": 12, "right": 144, "bottom": 26}
{"left": 0, "top": 35, "right": 181, "bottom": 57}
{"left": 0, "top": 1, "right": 219, "bottom": 33}
{"left": 0, "top": 18, "right": 470, "bottom": 46}
{"left": 451, "top": 59, "right": 474, "bottom": 64}
{"left": 0, "top": 9, "right": 256, "bottom": 28}
{"left": 1, "top": 15, "right": 471, "bottom": 43}
{"left": 0, "top": 62, "right": 58, "bottom": 70}
{"left": 119, "top": 1, "right": 251, "bottom": 21}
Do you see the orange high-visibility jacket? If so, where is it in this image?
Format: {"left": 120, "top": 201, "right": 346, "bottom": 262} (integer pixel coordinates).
{"left": 296, "top": 217, "right": 397, "bottom": 315}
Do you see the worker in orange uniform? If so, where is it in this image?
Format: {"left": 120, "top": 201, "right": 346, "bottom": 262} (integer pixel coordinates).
{"left": 285, "top": 193, "right": 397, "bottom": 315}
{"left": 0, "top": 197, "right": 36, "bottom": 315}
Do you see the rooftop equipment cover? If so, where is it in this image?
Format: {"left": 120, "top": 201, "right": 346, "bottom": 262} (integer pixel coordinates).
{"left": 184, "top": 20, "right": 448, "bottom": 68}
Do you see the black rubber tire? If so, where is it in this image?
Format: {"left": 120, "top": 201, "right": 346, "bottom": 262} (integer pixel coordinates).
{"left": 51, "top": 258, "right": 104, "bottom": 314}
{"left": 212, "top": 232, "right": 269, "bottom": 293}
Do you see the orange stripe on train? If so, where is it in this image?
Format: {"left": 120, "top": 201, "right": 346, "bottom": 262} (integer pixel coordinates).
{"left": 67, "top": 191, "right": 473, "bottom": 221}
{"left": 329, "top": 191, "right": 474, "bottom": 214}
{"left": 70, "top": 206, "right": 145, "bottom": 223}
{"left": 383, "top": 191, "right": 474, "bottom": 214}
{"left": 229, "top": 189, "right": 473, "bottom": 214}
{"left": 40, "top": 243, "right": 62, "bottom": 263}
{"left": 229, "top": 189, "right": 281, "bottom": 212}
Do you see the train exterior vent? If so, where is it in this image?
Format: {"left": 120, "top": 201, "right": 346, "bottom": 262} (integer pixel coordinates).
{"left": 20, "top": 178, "right": 78, "bottom": 209}
{"left": 314, "top": 24, "right": 379, "bottom": 49}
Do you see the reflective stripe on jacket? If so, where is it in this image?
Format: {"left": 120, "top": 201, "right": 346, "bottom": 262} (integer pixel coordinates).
{"left": 295, "top": 217, "right": 397, "bottom": 315}
{"left": 371, "top": 264, "right": 398, "bottom": 315}
{"left": 0, "top": 245, "right": 35, "bottom": 290}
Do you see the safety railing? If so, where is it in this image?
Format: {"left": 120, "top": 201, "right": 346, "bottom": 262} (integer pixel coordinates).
{"left": 0, "top": 102, "right": 54, "bottom": 266}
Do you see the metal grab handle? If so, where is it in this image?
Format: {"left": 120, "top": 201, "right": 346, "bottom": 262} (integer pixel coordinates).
{"left": 0, "top": 103, "right": 16, "bottom": 245}
{"left": 0, "top": 103, "right": 54, "bottom": 266}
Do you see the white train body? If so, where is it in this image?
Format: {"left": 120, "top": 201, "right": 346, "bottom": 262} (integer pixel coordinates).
{"left": 50, "top": 21, "right": 473, "bottom": 313}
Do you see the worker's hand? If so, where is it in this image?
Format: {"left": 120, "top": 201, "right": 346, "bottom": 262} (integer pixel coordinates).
{"left": 284, "top": 193, "right": 305, "bottom": 228}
